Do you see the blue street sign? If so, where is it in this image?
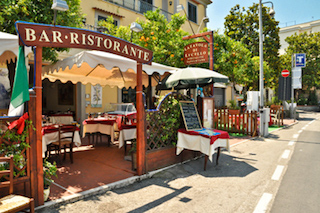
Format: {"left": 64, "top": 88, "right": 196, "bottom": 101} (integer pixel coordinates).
{"left": 295, "top": 53, "right": 306, "bottom": 67}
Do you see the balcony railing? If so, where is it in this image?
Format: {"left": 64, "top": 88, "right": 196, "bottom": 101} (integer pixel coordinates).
{"left": 104, "top": 0, "right": 173, "bottom": 21}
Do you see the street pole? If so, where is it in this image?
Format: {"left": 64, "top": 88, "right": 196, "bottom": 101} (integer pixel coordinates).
{"left": 259, "top": 0, "right": 264, "bottom": 108}
{"left": 291, "top": 54, "right": 294, "bottom": 119}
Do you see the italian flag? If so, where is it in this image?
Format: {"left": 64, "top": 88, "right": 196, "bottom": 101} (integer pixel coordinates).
{"left": 8, "top": 46, "right": 30, "bottom": 116}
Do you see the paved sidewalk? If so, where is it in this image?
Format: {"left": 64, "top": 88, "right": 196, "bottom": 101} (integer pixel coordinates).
{"left": 36, "top": 118, "right": 297, "bottom": 212}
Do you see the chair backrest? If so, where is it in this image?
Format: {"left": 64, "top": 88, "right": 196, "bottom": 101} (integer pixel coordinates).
{"left": 58, "top": 124, "right": 76, "bottom": 144}
{"left": 0, "top": 156, "right": 14, "bottom": 194}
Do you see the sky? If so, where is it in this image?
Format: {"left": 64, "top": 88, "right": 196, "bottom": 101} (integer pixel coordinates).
{"left": 207, "top": 0, "right": 320, "bottom": 32}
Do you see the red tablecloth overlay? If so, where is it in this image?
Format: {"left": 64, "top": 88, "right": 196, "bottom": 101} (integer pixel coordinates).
{"left": 178, "top": 128, "right": 230, "bottom": 145}
{"left": 82, "top": 119, "right": 116, "bottom": 125}
{"left": 119, "top": 124, "right": 136, "bottom": 130}
{"left": 42, "top": 125, "right": 80, "bottom": 135}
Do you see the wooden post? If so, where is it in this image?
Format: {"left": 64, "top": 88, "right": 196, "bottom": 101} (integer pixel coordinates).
{"left": 28, "top": 47, "right": 44, "bottom": 206}
{"left": 136, "top": 63, "right": 146, "bottom": 175}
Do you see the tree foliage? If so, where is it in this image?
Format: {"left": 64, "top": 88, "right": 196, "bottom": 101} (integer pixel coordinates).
{"left": 213, "top": 34, "right": 271, "bottom": 91}
{"left": 224, "top": 3, "right": 280, "bottom": 89}
{"left": 0, "top": 0, "right": 84, "bottom": 61}
{"left": 281, "top": 32, "right": 320, "bottom": 90}
{"left": 99, "top": 9, "right": 191, "bottom": 67}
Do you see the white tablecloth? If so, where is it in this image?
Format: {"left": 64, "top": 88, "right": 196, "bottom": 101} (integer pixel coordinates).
{"left": 176, "top": 132, "right": 230, "bottom": 162}
{"left": 42, "top": 131, "right": 81, "bottom": 155}
{"left": 49, "top": 115, "right": 73, "bottom": 124}
{"left": 82, "top": 122, "right": 116, "bottom": 142}
{"left": 118, "top": 128, "right": 136, "bottom": 148}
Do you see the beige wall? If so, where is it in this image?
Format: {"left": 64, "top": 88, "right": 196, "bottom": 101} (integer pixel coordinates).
{"left": 80, "top": 0, "right": 210, "bottom": 35}
{"left": 84, "top": 84, "right": 118, "bottom": 115}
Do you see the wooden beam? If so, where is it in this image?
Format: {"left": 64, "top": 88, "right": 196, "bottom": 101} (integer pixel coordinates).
{"left": 28, "top": 47, "right": 44, "bottom": 206}
{"left": 136, "top": 62, "right": 146, "bottom": 175}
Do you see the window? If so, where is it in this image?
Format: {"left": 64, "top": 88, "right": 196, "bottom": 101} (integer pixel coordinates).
{"left": 188, "top": 2, "right": 197, "bottom": 23}
{"left": 97, "top": 15, "right": 119, "bottom": 26}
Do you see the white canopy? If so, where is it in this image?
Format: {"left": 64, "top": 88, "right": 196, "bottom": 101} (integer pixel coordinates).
{"left": 165, "top": 67, "right": 229, "bottom": 89}
{"left": 0, "top": 31, "right": 32, "bottom": 64}
{"left": 42, "top": 50, "right": 176, "bottom": 88}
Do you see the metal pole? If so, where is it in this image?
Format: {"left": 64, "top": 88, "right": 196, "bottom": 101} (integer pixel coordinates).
{"left": 259, "top": 0, "right": 264, "bottom": 108}
{"left": 291, "top": 54, "right": 294, "bottom": 119}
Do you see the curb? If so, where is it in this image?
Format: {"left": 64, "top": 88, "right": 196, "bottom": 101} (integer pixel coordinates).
{"left": 36, "top": 120, "right": 299, "bottom": 212}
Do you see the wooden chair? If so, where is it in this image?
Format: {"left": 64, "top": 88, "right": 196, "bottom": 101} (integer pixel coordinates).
{"left": 47, "top": 124, "right": 76, "bottom": 164}
{"left": 0, "top": 156, "right": 34, "bottom": 213}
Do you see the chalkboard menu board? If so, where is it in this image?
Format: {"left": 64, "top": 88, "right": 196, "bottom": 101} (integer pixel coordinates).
{"left": 179, "top": 101, "right": 202, "bottom": 131}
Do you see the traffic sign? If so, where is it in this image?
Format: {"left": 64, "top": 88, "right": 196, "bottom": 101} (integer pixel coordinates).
{"left": 295, "top": 53, "right": 306, "bottom": 67}
{"left": 281, "top": 69, "right": 290, "bottom": 77}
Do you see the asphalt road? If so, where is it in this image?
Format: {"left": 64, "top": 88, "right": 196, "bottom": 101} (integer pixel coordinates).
{"left": 37, "top": 111, "right": 320, "bottom": 213}
{"left": 270, "top": 112, "right": 320, "bottom": 213}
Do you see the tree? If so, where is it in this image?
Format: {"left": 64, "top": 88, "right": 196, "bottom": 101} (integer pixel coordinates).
{"left": 99, "top": 9, "right": 191, "bottom": 68}
{"left": 0, "top": 0, "right": 84, "bottom": 61}
{"left": 281, "top": 32, "right": 320, "bottom": 91}
{"left": 224, "top": 3, "right": 280, "bottom": 89}
{"left": 213, "top": 34, "right": 271, "bottom": 93}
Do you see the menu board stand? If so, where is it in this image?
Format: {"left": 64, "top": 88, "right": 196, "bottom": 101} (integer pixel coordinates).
{"left": 179, "top": 101, "right": 202, "bottom": 131}
{"left": 201, "top": 97, "right": 215, "bottom": 129}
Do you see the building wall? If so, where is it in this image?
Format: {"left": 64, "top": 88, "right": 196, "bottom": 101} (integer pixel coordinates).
{"left": 81, "top": 0, "right": 210, "bottom": 36}
{"left": 279, "top": 19, "right": 320, "bottom": 55}
{"left": 79, "top": 0, "right": 211, "bottom": 115}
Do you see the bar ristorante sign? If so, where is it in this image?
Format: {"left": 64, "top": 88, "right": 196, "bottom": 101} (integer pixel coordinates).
{"left": 184, "top": 42, "right": 208, "bottom": 65}
{"left": 16, "top": 21, "right": 153, "bottom": 64}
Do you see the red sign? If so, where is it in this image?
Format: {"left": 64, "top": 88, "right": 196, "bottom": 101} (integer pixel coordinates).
{"left": 15, "top": 21, "right": 153, "bottom": 64}
{"left": 184, "top": 42, "right": 208, "bottom": 65}
{"left": 281, "top": 69, "right": 290, "bottom": 77}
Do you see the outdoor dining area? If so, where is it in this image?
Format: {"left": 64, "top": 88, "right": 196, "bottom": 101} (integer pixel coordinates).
{"left": 0, "top": 25, "right": 237, "bottom": 206}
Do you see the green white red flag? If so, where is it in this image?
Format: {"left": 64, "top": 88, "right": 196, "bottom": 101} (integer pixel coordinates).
{"left": 8, "top": 46, "right": 30, "bottom": 116}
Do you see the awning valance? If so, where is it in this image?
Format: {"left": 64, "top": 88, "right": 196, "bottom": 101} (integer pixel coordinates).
{"left": 42, "top": 50, "right": 176, "bottom": 88}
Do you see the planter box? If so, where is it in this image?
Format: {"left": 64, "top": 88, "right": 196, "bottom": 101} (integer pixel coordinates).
{"left": 146, "top": 146, "right": 201, "bottom": 172}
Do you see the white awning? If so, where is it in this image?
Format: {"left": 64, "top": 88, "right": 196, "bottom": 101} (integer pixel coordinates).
{"left": 0, "top": 31, "right": 32, "bottom": 64}
{"left": 42, "top": 50, "right": 176, "bottom": 88}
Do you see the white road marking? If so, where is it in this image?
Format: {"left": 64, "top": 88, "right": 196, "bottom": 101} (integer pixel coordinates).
{"left": 253, "top": 193, "right": 273, "bottom": 213}
{"left": 271, "top": 165, "right": 285, "bottom": 181}
{"left": 298, "top": 130, "right": 302, "bottom": 133}
{"left": 282, "top": 150, "right": 291, "bottom": 159}
{"left": 288, "top": 141, "right": 295, "bottom": 146}
{"left": 293, "top": 134, "right": 299, "bottom": 138}
{"left": 309, "top": 120, "right": 315, "bottom": 125}
{"left": 302, "top": 127, "right": 306, "bottom": 130}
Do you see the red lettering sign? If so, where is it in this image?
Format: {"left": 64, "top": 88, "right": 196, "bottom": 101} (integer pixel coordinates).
{"left": 183, "top": 42, "right": 208, "bottom": 65}
{"left": 16, "top": 21, "right": 153, "bottom": 64}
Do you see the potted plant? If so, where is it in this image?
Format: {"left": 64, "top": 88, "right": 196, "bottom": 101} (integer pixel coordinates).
{"left": 228, "top": 100, "right": 240, "bottom": 114}
{"left": 0, "top": 113, "right": 34, "bottom": 178}
{"left": 43, "top": 158, "right": 57, "bottom": 201}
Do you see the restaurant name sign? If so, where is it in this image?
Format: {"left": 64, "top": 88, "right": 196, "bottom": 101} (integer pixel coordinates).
{"left": 15, "top": 21, "right": 153, "bottom": 64}
{"left": 184, "top": 42, "right": 208, "bottom": 65}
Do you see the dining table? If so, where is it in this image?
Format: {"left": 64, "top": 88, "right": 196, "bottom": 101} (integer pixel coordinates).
{"left": 82, "top": 118, "right": 118, "bottom": 144}
{"left": 118, "top": 124, "right": 136, "bottom": 154}
{"left": 48, "top": 114, "right": 74, "bottom": 124}
{"left": 42, "top": 124, "right": 81, "bottom": 155}
{"left": 176, "top": 128, "right": 230, "bottom": 170}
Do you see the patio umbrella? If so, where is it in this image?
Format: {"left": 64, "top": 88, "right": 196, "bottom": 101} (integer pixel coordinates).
{"left": 164, "top": 67, "right": 229, "bottom": 89}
